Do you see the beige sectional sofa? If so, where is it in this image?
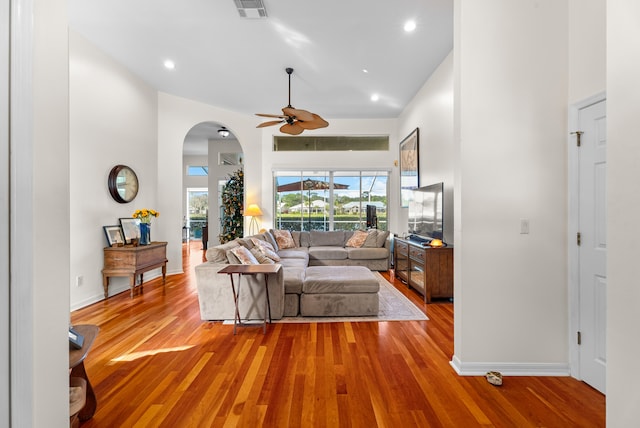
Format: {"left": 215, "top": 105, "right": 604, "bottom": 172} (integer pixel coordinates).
{"left": 194, "top": 229, "right": 390, "bottom": 321}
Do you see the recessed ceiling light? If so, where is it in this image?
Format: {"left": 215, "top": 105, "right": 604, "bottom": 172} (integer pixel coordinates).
{"left": 164, "top": 60, "right": 176, "bottom": 70}
{"left": 404, "top": 20, "right": 416, "bottom": 32}
{"left": 362, "top": 68, "right": 369, "bottom": 73}
{"left": 371, "top": 94, "right": 380, "bottom": 102}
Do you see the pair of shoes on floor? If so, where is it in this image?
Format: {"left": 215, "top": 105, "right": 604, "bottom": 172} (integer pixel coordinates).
{"left": 486, "top": 371, "right": 503, "bottom": 386}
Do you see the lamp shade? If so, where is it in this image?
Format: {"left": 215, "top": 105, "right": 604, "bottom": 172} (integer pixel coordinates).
{"left": 244, "top": 204, "right": 263, "bottom": 217}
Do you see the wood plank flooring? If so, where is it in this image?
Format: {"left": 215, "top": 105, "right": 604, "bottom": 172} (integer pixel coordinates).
{"left": 71, "top": 241, "right": 605, "bottom": 427}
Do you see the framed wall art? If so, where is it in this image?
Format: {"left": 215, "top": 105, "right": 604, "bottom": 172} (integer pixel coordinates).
{"left": 103, "top": 225, "right": 124, "bottom": 246}
{"left": 399, "top": 127, "right": 419, "bottom": 207}
{"left": 119, "top": 217, "right": 141, "bottom": 244}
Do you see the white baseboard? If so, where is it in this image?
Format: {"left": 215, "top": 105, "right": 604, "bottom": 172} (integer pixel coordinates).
{"left": 450, "top": 355, "right": 571, "bottom": 377}
{"left": 70, "top": 270, "right": 174, "bottom": 311}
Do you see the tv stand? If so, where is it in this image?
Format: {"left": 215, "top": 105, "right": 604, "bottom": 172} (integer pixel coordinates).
{"left": 394, "top": 237, "right": 453, "bottom": 303}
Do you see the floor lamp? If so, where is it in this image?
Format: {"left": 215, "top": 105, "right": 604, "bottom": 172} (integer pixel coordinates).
{"left": 245, "top": 204, "right": 263, "bottom": 236}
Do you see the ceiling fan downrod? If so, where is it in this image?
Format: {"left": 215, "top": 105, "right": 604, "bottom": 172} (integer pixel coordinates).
{"left": 286, "top": 67, "right": 294, "bottom": 109}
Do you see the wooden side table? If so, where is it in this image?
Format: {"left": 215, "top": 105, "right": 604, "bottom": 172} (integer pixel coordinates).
{"left": 218, "top": 264, "right": 282, "bottom": 334}
{"left": 69, "top": 324, "right": 99, "bottom": 423}
{"left": 102, "top": 241, "right": 168, "bottom": 298}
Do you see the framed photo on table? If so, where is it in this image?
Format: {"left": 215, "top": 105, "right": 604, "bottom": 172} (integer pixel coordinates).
{"left": 400, "top": 127, "right": 419, "bottom": 207}
{"left": 103, "top": 225, "right": 124, "bottom": 246}
{"left": 119, "top": 217, "right": 141, "bottom": 244}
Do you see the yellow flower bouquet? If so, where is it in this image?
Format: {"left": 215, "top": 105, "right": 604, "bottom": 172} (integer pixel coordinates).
{"left": 133, "top": 208, "right": 160, "bottom": 224}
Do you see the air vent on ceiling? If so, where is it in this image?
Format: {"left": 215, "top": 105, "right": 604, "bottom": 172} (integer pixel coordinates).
{"left": 234, "top": 0, "right": 268, "bottom": 18}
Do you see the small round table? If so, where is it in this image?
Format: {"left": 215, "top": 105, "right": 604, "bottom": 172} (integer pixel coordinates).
{"left": 69, "top": 324, "right": 99, "bottom": 422}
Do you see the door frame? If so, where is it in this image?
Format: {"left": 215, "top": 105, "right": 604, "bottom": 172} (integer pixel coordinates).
{"left": 568, "top": 91, "right": 606, "bottom": 380}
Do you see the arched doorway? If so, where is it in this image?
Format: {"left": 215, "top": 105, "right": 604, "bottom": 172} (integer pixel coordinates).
{"left": 183, "top": 121, "right": 243, "bottom": 250}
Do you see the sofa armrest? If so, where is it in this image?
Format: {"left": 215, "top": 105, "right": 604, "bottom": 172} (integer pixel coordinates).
{"left": 195, "top": 262, "right": 285, "bottom": 321}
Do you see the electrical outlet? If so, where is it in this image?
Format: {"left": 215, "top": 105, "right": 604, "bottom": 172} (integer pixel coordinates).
{"left": 520, "top": 219, "right": 530, "bottom": 234}
{"left": 76, "top": 275, "right": 83, "bottom": 287}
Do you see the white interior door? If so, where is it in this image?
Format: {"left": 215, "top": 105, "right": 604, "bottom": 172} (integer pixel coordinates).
{"left": 578, "top": 99, "right": 607, "bottom": 394}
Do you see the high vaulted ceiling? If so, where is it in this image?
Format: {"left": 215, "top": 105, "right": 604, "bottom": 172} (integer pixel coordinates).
{"left": 68, "top": 0, "right": 453, "bottom": 122}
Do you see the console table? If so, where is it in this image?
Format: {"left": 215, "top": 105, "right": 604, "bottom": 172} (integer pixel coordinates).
{"left": 394, "top": 237, "right": 453, "bottom": 303}
{"left": 218, "top": 264, "right": 281, "bottom": 334}
{"left": 102, "top": 241, "right": 167, "bottom": 298}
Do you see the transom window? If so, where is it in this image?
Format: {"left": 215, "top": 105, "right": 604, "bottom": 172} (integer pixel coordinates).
{"left": 274, "top": 170, "right": 389, "bottom": 231}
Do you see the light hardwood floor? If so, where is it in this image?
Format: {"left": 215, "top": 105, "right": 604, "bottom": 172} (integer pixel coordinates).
{"left": 71, "top": 241, "right": 605, "bottom": 427}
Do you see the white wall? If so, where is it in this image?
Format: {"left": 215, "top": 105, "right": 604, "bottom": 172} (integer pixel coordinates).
{"left": 258, "top": 119, "right": 399, "bottom": 232}
{"left": 568, "top": 0, "right": 606, "bottom": 103}
{"left": 158, "top": 93, "right": 261, "bottom": 272}
{"left": 452, "top": 0, "right": 570, "bottom": 374}
{"left": 607, "top": 0, "right": 640, "bottom": 424}
{"left": 397, "top": 52, "right": 454, "bottom": 244}
{"left": 69, "top": 31, "right": 159, "bottom": 309}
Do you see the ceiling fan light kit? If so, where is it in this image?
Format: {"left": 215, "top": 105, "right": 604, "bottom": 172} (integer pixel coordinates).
{"left": 256, "top": 67, "right": 329, "bottom": 135}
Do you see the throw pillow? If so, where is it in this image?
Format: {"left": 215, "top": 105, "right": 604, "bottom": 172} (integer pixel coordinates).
{"left": 230, "top": 246, "right": 259, "bottom": 265}
{"left": 272, "top": 229, "right": 296, "bottom": 249}
{"left": 226, "top": 249, "right": 241, "bottom": 264}
{"left": 345, "top": 230, "right": 368, "bottom": 248}
{"left": 362, "top": 230, "right": 379, "bottom": 248}
{"left": 250, "top": 248, "right": 275, "bottom": 264}
{"left": 256, "top": 245, "right": 281, "bottom": 262}
{"left": 264, "top": 230, "right": 279, "bottom": 251}
{"left": 251, "top": 237, "right": 275, "bottom": 252}
{"left": 375, "top": 230, "right": 390, "bottom": 247}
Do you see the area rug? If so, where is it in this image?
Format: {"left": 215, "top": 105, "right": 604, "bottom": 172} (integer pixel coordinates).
{"left": 273, "top": 272, "right": 428, "bottom": 323}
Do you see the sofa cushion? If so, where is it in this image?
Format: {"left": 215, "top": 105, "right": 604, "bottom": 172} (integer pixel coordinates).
{"left": 272, "top": 229, "right": 296, "bottom": 249}
{"left": 206, "top": 240, "right": 240, "bottom": 263}
{"left": 299, "top": 231, "right": 311, "bottom": 247}
{"left": 290, "top": 231, "right": 301, "bottom": 247}
{"left": 345, "top": 230, "right": 368, "bottom": 247}
{"left": 230, "top": 246, "right": 259, "bottom": 264}
{"left": 310, "top": 230, "right": 345, "bottom": 247}
{"left": 279, "top": 257, "right": 309, "bottom": 268}
{"left": 308, "top": 246, "right": 348, "bottom": 260}
{"left": 278, "top": 248, "right": 309, "bottom": 259}
{"left": 283, "top": 267, "right": 305, "bottom": 294}
{"left": 346, "top": 247, "right": 389, "bottom": 260}
{"left": 303, "top": 266, "right": 379, "bottom": 294}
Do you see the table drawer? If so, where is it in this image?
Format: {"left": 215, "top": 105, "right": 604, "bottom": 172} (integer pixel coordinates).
{"left": 103, "top": 251, "right": 135, "bottom": 269}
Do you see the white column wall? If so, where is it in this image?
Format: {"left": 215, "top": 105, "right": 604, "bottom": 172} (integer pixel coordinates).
{"left": 607, "top": 0, "right": 640, "bottom": 424}
{"left": 12, "top": 0, "right": 69, "bottom": 424}
{"left": 453, "top": 0, "right": 570, "bottom": 374}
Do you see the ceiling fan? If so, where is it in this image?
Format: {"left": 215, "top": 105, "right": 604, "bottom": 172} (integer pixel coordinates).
{"left": 256, "top": 67, "right": 329, "bottom": 135}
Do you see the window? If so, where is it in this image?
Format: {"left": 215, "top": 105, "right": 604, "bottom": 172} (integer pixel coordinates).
{"left": 187, "top": 166, "right": 208, "bottom": 176}
{"left": 273, "top": 135, "right": 389, "bottom": 151}
{"left": 187, "top": 188, "right": 208, "bottom": 239}
{"left": 274, "top": 170, "right": 388, "bottom": 231}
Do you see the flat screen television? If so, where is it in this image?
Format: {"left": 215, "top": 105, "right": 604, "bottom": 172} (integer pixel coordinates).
{"left": 408, "top": 182, "right": 444, "bottom": 241}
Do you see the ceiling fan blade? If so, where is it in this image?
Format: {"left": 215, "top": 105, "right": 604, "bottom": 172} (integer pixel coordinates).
{"left": 280, "top": 122, "right": 304, "bottom": 135}
{"left": 282, "top": 107, "right": 315, "bottom": 122}
{"left": 298, "top": 114, "right": 329, "bottom": 130}
{"left": 257, "top": 120, "right": 284, "bottom": 128}
{"left": 256, "top": 113, "right": 287, "bottom": 118}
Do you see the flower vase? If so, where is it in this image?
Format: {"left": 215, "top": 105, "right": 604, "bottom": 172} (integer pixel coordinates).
{"left": 139, "top": 223, "right": 151, "bottom": 245}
